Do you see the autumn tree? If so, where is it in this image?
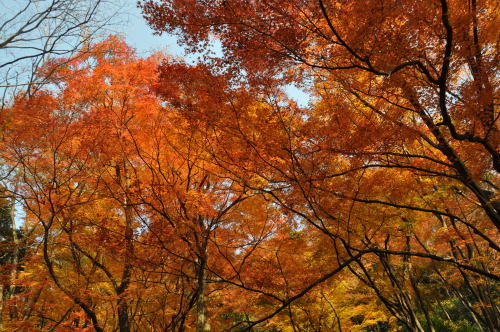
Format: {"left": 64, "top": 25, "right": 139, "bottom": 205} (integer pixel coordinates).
{"left": 0, "top": 36, "right": 158, "bottom": 331}
{"left": 141, "top": 0, "right": 499, "bottom": 330}
{"left": 0, "top": 36, "right": 289, "bottom": 332}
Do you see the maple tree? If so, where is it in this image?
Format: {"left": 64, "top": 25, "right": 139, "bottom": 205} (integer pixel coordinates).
{"left": 0, "top": 37, "right": 286, "bottom": 331}
{"left": 140, "top": 0, "right": 498, "bottom": 225}
{"left": 140, "top": 0, "right": 499, "bottom": 330}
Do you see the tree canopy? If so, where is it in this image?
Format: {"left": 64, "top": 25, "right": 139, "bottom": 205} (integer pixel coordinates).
{"left": 0, "top": 0, "right": 498, "bottom": 331}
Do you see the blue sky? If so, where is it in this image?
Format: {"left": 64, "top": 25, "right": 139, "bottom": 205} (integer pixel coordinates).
{"left": 122, "top": 1, "right": 185, "bottom": 58}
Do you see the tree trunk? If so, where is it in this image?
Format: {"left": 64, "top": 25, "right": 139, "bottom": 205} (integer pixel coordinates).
{"left": 196, "top": 235, "right": 210, "bottom": 332}
{"left": 0, "top": 283, "right": 4, "bottom": 330}
{"left": 9, "top": 195, "right": 19, "bottom": 296}
{"left": 116, "top": 161, "right": 134, "bottom": 332}
{"left": 196, "top": 262, "right": 210, "bottom": 332}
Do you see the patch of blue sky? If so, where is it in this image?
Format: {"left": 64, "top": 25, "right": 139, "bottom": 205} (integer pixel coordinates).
{"left": 121, "top": 1, "right": 184, "bottom": 58}
{"left": 284, "top": 84, "right": 310, "bottom": 107}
